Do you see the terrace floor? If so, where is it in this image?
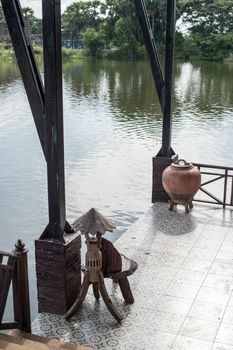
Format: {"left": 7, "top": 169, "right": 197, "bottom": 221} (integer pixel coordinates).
{"left": 32, "top": 202, "right": 233, "bottom": 350}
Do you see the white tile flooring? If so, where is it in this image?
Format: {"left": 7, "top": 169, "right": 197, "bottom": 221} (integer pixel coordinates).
{"left": 32, "top": 202, "right": 233, "bottom": 349}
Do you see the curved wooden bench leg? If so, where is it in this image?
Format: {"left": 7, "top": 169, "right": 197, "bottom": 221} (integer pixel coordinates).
{"left": 119, "top": 277, "right": 134, "bottom": 304}
{"left": 64, "top": 271, "right": 90, "bottom": 321}
{"left": 93, "top": 282, "right": 100, "bottom": 300}
{"left": 97, "top": 272, "right": 123, "bottom": 323}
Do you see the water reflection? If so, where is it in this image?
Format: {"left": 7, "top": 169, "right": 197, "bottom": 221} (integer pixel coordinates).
{"left": 0, "top": 62, "right": 20, "bottom": 89}
{"left": 0, "top": 59, "right": 232, "bottom": 319}
{"left": 175, "top": 61, "right": 233, "bottom": 112}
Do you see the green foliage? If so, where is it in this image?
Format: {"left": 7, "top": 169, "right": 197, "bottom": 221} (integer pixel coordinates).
{"left": 180, "top": 0, "right": 233, "bottom": 59}
{"left": 0, "top": 44, "right": 14, "bottom": 61}
{"left": 62, "top": 1, "right": 103, "bottom": 37}
{"left": 22, "top": 7, "right": 42, "bottom": 34}
{"left": 195, "top": 33, "right": 233, "bottom": 60}
{"left": 1, "top": 1, "right": 232, "bottom": 61}
{"left": 62, "top": 48, "right": 85, "bottom": 60}
{"left": 175, "top": 31, "right": 200, "bottom": 59}
{"left": 0, "top": 4, "right": 5, "bottom": 23}
{"left": 83, "top": 28, "right": 106, "bottom": 59}
{"left": 114, "top": 18, "right": 138, "bottom": 58}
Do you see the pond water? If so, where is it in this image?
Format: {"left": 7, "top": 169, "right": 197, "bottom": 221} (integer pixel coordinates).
{"left": 0, "top": 59, "right": 233, "bottom": 320}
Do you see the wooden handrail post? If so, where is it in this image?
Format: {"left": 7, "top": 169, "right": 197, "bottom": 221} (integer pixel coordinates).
{"left": 13, "top": 240, "right": 31, "bottom": 332}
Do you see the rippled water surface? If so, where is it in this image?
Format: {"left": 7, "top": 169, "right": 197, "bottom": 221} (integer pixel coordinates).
{"left": 0, "top": 59, "right": 232, "bottom": 318}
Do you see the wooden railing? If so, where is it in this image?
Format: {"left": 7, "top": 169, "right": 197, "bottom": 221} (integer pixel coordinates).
{"left": 0, "top": 240, "right": 31, "bottom": 332}
{"left": 193, "top": 163, "right": 233, "bottom": 208}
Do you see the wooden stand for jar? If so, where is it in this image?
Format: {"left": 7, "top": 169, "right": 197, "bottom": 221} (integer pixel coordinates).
{"left": 169, "top": 199, "right": 193, "bottom": 213}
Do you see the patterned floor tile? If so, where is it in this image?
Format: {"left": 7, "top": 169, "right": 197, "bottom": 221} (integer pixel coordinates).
{"left": 31, "top": 203, "right": 233, "bottom": 350}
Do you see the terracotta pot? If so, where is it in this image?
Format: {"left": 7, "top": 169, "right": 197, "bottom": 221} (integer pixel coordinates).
{"left": 162, "top": 159, "right": 201, "bottom": 203}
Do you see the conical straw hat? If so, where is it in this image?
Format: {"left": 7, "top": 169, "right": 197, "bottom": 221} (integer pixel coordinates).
{"left": 73, "top": 208, "right": 116, "bottom": 236}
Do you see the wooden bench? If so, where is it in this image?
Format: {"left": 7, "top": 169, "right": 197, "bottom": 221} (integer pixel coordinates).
{"left": 92, "top": 254, "right": 138, "bottom": 304}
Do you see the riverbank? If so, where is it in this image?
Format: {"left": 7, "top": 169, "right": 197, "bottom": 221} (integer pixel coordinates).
{"left": 1, "top": 44, "right": 232, "bottom": 63}
{"left": 0, "top": 45, "right": 85, "bottom": 62}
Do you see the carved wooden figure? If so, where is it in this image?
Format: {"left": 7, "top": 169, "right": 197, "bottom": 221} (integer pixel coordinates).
{"left": 64, "top": 208, "right": 137, "bottom": 323}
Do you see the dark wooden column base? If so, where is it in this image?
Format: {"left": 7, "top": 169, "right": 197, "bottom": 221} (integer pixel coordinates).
{"left": 152, "top": 155, "right": 178, "bottom": 203}
{"left": 35, "top": 232, "right": 81, "bottom": 315}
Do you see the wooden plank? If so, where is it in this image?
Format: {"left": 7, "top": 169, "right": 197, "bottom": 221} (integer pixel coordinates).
{"left": 36, "top": 257, "right": 65, "bottom": 270}
{"left": 35, "top": 233, "right": 81, "bottom": 252}
{"left": 0, "top": 251, "right": 15, "bottom": 257}
{"left": 35, "top": 247, "right": 80, "bottom": 263}
{"left": 36, "top": 265, "right": 65, "bottom": 279}
{"left": 35, "top": 249, "right": 65, "bottom": 260}
{"left": 38, "top": 299, "right": 66, "bottom": 314}
{"left": 35, "top": 239, "right": 65, "bottom": 253}
{"left": 36, "top": 234, "right": 81, "bottom": 314}
{"left": 0, "top": 332, "right": 91, "bottom": 350}
{"left": 0, "top": 338, "right": 29, "bottom": 350}
{"left": 65, "top": 255, "right": 81, "bottom": 268}
{"left": 36, "top": 273, "right": 65, "bottom": 290}
{"left": 0, "top": 256, "right": 16, "bottom": 322}
{"left": 8, "top": 330, "right": 92, "bottom": 350}
{"left": 66, "top": 280, "right": 81, "bottom": 297}
{"left": 37, "top": 285, "right": 66, "bottom": 302}
{"left": 0, "top": 264, "right": 15, "bottom": 271}
{"left": 0, "top": 322, "right": 18, "bottom": 330}
{"left": 0, "top": 268, "right": 5, "bottom": 287}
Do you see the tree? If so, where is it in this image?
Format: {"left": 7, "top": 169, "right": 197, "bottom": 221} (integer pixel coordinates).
{"left": 0, "top": 4, "right": 5, "bottom": 23}
{"left": 114, "top": 18, "right": 139, "bottom": 58}
{"left": 62, "top": 1, "right": 102, "bottom": 38}
{"left": 22, "top": 7, "right": 42, "bottom": 34}
{"left": 180, "top": 0, "right": 233, "bottom": 59}
{"left": 83, "top": 27, "right": 105, "bottom": 58}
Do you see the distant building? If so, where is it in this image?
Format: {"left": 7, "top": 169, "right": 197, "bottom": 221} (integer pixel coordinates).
{"left": 0, "top": 21, "right": 11, "bottom": 46}
{"left": 61, "top": 30, "right": 83, "bottom": 49}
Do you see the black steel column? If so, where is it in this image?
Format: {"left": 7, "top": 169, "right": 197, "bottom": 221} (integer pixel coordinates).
{"left": 159, "top": 0, "right": 176, "bottom": 157}
{"left": 151, "top": 0, "right": 177, "bottom": 201}
{"left": 42, "top": 0, "right": 66, "bottom": 240}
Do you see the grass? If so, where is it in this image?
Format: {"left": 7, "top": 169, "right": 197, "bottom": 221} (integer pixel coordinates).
{"left": 0, "top": 44, "right": 15, "bottom": 61}
{"left": 0, "top": 44, "right": 86, "bottom": 62}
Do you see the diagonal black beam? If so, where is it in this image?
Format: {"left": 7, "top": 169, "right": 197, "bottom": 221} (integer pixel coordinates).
{"left": 42, "top": 0, "right": 66, "bottom": 240}
{"left": 134, "top": 0, "right": 165, "bottom": 112}
{"left": 1, "top": 0, "right": 46, "bottom": 158}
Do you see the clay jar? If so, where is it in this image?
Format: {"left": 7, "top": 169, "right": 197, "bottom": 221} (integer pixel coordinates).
{"left": 162, "top": 159, "right": 201, "bottom": 204}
